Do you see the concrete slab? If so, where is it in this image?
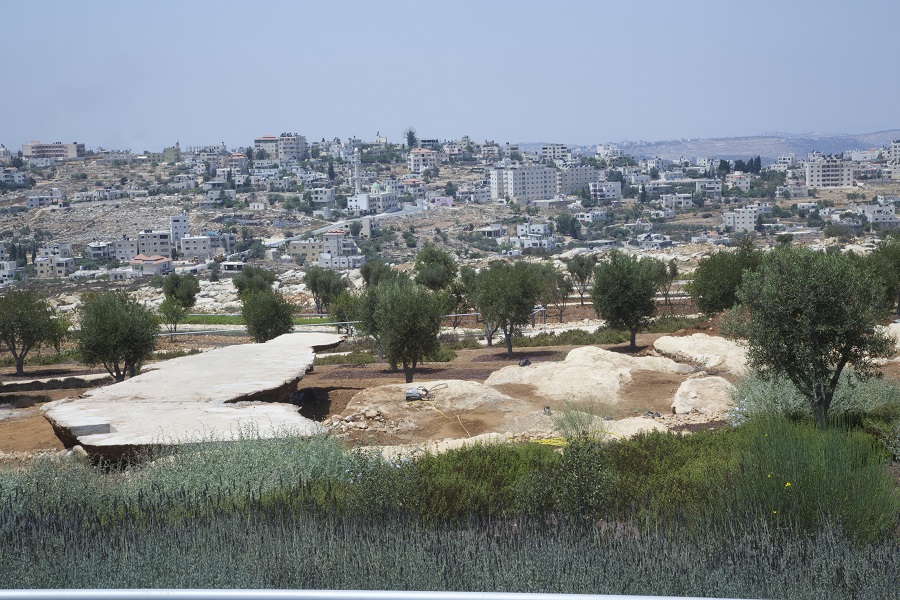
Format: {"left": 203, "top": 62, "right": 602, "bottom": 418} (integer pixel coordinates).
{"left": 42, "top": 333, "right": 342, "bottom": 459}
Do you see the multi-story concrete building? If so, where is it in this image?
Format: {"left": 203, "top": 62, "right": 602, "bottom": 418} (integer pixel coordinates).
{"left": 557, "top": 165, "right": 599, "bottom": 195}
{"left": 542, "top": 143, "right": 571, "bottom": 164}
{"left": 38, "top": 243, "right": 73, "bottom": 259}
{"left": 857, "top": 204, "right": 899, "bottom": 228}
{"left": 178, "top": 236, "right": 213, "bottom": 260}
{"left": 490, "top": 164, "right": 557, "bottom": 202}
{"left": 588, "top": 181, "right": 622, "bottom": 203}
{"left": 0, "top": 260, "right": 19, "bottom": 283}
{"left": 722, "top": 206, "right": 762, "bottom": 233}
{"left": 660, "top": 193, "right": 694, "bottom": 210}
{"left": 254, "top": 133, "right": 307, "bottom": 161}
{"left": 22, "top": 141, "right": 85, "bottom": 160}
{"left": 805, "top": 156, "right": 854, "bottom": 188}
{"left": 138, "top": 230, "right": 172, "bottom": 258}
{"left": 34, "top": 255, "right": 74, "bottom": 279}
{"left": 0, "top": 168, "right": 28, "bottom": 185}
{"left": 170, "top": 214, "right": 189, "bottom": 247}
{"left": 288, "top": 239, "right": 326, "bottom": 265}
{"left": 110, "top": 237, "right": 139, "bottom": 261}
{"left": 26, "top": 188, "right": 64, "bottom": 208}
{"left": 310, "top": 187, "right": 335, "bottom": 204}
{"left": 407, "top": 148, "right": 438, "bottom": 173}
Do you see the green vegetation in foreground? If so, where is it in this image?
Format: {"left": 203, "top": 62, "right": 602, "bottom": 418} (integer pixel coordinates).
{"left": 1, "top": 417, "right": 897, "bottom": 595}
{"left": 178, "top": 314, "right": 331, "bottom": 326}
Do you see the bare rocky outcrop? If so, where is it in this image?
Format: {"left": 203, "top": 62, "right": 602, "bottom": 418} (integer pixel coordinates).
{"left": 671, "top": 376, "right": 734, "bottom": 416}
{"left": 41, "top": 332, "right": 343, "bottom": 461}
{"left": 483, "top": 346, "right": 693, "bottom": 405}
{"left": 653, "top": 334, "right": 748, "bottom": 376}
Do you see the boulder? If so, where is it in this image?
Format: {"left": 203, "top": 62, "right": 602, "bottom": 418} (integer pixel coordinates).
{"left": 653, "top": 334, "right": 747, "bottom": 375}
{"left": 671, "top": 376, "right": 734, "bottom": 415}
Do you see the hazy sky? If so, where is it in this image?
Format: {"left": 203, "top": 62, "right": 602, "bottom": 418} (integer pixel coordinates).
{"left": 3, "top": 0, "right": 898, "bottom": 152}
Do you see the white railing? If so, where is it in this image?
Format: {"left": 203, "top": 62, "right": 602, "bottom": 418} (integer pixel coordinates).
{"left": 0, "top": 592, "right": 757, "bottom": 600}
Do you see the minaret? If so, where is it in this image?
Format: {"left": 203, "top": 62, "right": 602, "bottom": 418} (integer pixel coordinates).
{"left": 353, "top": 148, "right": 361, "bottom": 195}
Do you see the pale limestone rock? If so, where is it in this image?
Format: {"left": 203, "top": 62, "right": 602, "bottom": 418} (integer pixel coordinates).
{"left": 671, "top": 376, "right": 734, "bottom": 415}
{"left": 653, "top": 334, "right": 747, "bottom": 375}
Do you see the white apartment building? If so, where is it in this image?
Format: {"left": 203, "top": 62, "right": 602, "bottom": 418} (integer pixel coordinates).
{"left": 26, "top": 188, "right": 63, "bottom": 208}
{"left": 516, "top": 222, "right": 551, "bottom": 237}
{"left": 253, "top": 136, "right": 279, "bottom": 159}
{"left": 723, "top": 206, "right": 762, "bottom": 233}
{"left": 557, "top": 165, "right": 599, "bottom": 195}
{"left": 0, "top": 260, "right": 18, "bottom": 283}
{"left": 276, "top": 133, "right": 307, "bottom": 161}
{"left": 110, "top": 238, "right": 139, "bottom": 261}
{"left": 0, "top": 241, "right": 7, "bottom": 261}
{"left": 695, "top": 179, "right": 723, "bottom": 197}
{"left": 87, "top": 241, "right": 110, "bottom": 260}
{"left": 170, "top": 214, "right": 189, "bottom": 246}
{"left": 588, "top": 181, "right": 622, "bottom": 202}
{"left": 890, "top": 140, "right": 900, "bottom": 164}
{"left": 490, "top": 164, "right": 557, "bottom": 202}
{"left": 576, "top": 210, "right": 608, "bottom": 224}
{"left": 138, "top": 230, "right": 172, "bottom": 258}
{"left": 38, "top": 243, "right": 73, "bottom": 259}
{"left": 542, "top": 143, "right": 571, "bottom": 164}
{"left": 857, "top": 204, "right": 899, "bottom": 228}
{"left": 725, "top": 172, "right": 753, "bottom": 192}
{"left": 179, "top": 236, "right": 212, "bottom": 260}
{"left": 660, "top": 193, "right": 694, "bottom": 210}
{"left": 407, "top": 149, "right": 438, "bottom": 173}
{"left": 0, "top": 168, "right": 27, "bottom": 185}
{"left": 805, "top": 157, "right": 854, "bottom": 188}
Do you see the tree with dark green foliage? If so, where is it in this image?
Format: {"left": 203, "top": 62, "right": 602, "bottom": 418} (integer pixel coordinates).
{"left": 233, "top": 265, "right": 277, "bottom": 297}
{"left": 373, "top": 279, "right": 443, "bottom": 383}
{"left": 0, "top": 289, "right": 59, "bottom": 375}
{"left": 591, "top": 251, "right": 660, "bottom": 350}
{"left": 303, "top": 266, "right": 347, "bottom": 314}
{"left": 360, "top": 260, "right": 398, "bottom": 287}
{"left": 327, "top": 161, "right": 336, "bottom": 181}
{"left": 208, "top": 261, "right": 221, "bottom": 282}
{"left": 241, "top": 289, "right": 295, "bottom": 343}
{"left": 349, "top": 221, "right": 362, "bottom": 237}
{"left": 555, "top": 213, "right": 580, "bottom": 238}
{"left": 729, "top": 246, "right": 893, "bottom": 428}
{"left": 867, "top": 236, "right": 900, "bottom": 314}
{"left": 404, "top": 127, "right": 417, "bottom": 149}
{"left": 474, "top": 262, "right": 541, "bottom": 356}
{"left": 567, "top": 254, "right": 595, "bottom": 305}
{"left": 78, "top": 292, "right": 158, "bottom": 381}
{"left": 413, "top": 244, "right": 458, "bottom": 292}
{"left": 688, "top": 239, "right": 761, "bottom": 314}
{"left": 443, "top": 181, "right": 458, "bottom": 198}
{"left": 534, "top": 263, "right": 573, "bottom": 323}
{"left": 162, "top": 273, "right": 200, "bottom": 309}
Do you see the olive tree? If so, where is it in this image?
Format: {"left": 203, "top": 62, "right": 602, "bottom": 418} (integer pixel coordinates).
{"left": 688, "top": 239, "right": 761, "bottom": 314}
{"left": 591, "top": 251, "right": 660, "bottom": 350}
{"left": 373, "top": 279, "right": 443, "bottom": 383}
{"left": 474, "top": 262, "right": 541, "bottom": 356}
{"left": 78, "top": 292, "right": 158, "bottom": 381}
{"left": 413, "top": 244, "right": 457, "bottom": 292}
{"left": 303, "top": 266, "right": 347, "bottom": 314}
{"left": 233, "top": 265, "right": 277, "bottom": 297}
{"left": 566, "top": 254, "right": 595, "bottom": 305}
{"left": 0, "top": 289, "right": 59, "bottom": 375}
{"left": 162, "top": 272, "right": 200, "bottom": 309}
{"left": 731, "top": 246, "right": 892, "bottom": 428}
{"left": 241, "top": 289, "right": 294, "bottom": 343}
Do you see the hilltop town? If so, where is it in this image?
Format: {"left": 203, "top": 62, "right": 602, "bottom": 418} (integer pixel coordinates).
{"left": 2, "top": 133, "right": 900, "bottom": 295}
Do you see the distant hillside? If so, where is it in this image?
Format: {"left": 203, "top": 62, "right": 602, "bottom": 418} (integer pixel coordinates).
{"left": 526, "top": 130, "right": 900, "bottom": 163}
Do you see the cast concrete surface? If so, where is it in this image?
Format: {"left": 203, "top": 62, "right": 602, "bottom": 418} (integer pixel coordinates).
{"left": 42, "top": 333, "right": 342, "bottom": 456}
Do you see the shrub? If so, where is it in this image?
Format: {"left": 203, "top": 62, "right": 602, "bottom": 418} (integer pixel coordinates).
{"left": 733, "top": 418, "right": 898, "bottom": 542}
